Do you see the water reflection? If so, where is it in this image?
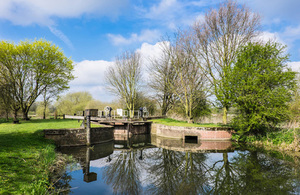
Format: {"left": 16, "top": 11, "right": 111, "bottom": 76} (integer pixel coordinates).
{"left": 57, "top": 135, "right": 300, "bottom": 194}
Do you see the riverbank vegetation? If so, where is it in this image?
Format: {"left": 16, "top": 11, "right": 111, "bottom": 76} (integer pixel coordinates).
{"left": 232, "top": 128, "right": 300, "bottom": 152}
{"left": 0, "top": 119, "right": 80, "bottom": 194}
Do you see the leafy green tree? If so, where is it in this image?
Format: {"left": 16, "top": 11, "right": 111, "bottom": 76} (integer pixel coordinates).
{"left": 289, "top": 74, "right": 300, "bottom": 122}
{"left": 229, "top": 42, "right": 296, "bottom": 136}
{"left": 36, "top": 102, "right": 50, "bottom": 119}
{"left": 55, "top": 91, "right": 93, "bottom": 115}
{"left": 193, "top": 0, "right": 261, "bottom": 124}
{"left": 0, "top": 81, "right": 13, "bottom": 121}
{"left": 85, "top": 100, "right": 106, "bottom": 110}
{"left": 0, "top": 39, "right": 74, "bottom": 121}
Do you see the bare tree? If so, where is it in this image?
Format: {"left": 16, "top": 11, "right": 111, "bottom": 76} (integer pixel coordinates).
{"left": 162, "top": 30, "right": 209, "bottom": 123}
{"left": 148, "top": 41, "right": 176, "bottom": 116}
{"left": 106, "top": 51, "right": 142, "bottom": 118}
{"left": 193, "top": 0, "right": 261, "bottom": 124}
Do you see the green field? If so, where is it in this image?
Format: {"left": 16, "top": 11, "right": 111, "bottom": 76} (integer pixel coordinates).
{"left": 150, "top": 118, "right": 226, "bottom": 128}
{"left": 0, "top": 119, "right": 81, "bottom": 194}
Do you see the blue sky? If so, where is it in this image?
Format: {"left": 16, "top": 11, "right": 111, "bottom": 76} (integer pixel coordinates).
{"left": 0, "top": 0, "right": 300, "bottom": 102}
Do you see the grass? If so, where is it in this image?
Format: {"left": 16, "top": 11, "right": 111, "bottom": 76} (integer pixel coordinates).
{"left": 232, "top": 128, "right": 300, "bottom": 151}
{"left": 0, "top": 119, "right": 81, "bottom": 194}
{"left": 150, "top": 118, "right": 227, "bottom": 128}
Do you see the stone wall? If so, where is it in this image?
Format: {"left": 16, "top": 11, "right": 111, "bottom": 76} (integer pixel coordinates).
{"left": 151, "top": 124, "right": 234, "bottom": 141}
{"left": 44, "top": 127, "right": 114, "bottom": 146}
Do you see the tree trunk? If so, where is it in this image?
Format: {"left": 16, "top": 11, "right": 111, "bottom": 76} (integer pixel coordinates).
{"left": 187, "top": 117, "right": 194, "bottom": 123}
{"left": 22, "top": 109, "right": 30, "bottom": 120}
{"left": 43, "top": 103, "right": 47, "bottom": 119}
{"left": 54, "top": 110, "right": 57, "bottom": 119}
{"left": 13, "top": 109, "right": 19, "bottom": 123}
{"left": 223, "top": 107, "right": 228, "bottom": 125}
{"left": 5, "top": 110, "right": 9, "bottom": 121}
{"left": 161, "top": 100, "right": 167, "bottom": 116}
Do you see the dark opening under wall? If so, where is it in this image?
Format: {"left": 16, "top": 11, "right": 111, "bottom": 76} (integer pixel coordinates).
{"left": 185, "top": 136, "right": 198, "bottom": 144}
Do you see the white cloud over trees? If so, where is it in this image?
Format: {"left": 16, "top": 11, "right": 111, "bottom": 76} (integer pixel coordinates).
{"left": 0, "top": 0, "right": 129, "bottom": 26}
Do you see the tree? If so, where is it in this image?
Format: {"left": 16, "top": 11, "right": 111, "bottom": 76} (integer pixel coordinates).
{"left": 0, "top": 81, "right": 13, "bottom": 121}
{"left": 134, "top": 92, "right": 158, "bottom": 116}
{"left": 289, "top": 74, "right": 300, "bottom": 122}
{"left": 0, "top": 39, "right": 74, "bottom": 120}
{"left": 193, "top": 0, "right": 261, "bottom": 124}
{"left": 36, "top": 101, "right": 50, "bottom": 119}
{"left": 148, "top": 42, "right": 176, "bottom": 116}
{"left": 162, "top": 30, "right": 209, "bottom": 123}
{"left": 106, "top": 51, "right": 142, "bottom": 118}
{"left": 229, "top": 42, "right": 296, "bottom": 136}
{"left": 55, "top": 91, "right": 93, "bottom": 115}
{"left": 85, "top": 100, "right": 106, "bottom": 110}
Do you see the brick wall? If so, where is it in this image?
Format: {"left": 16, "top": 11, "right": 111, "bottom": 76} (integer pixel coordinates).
{"left": 151, "top": 124, "right": 234, "bottom": 141}
{"left": 151, "top": 134, "right": 234, "bottom": 152}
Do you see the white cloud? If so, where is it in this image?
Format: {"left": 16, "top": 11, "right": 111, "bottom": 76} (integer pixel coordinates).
{"left": 0, "top": 0, "right": 128, "bottom": 26}
{"left": 48, "top": 26, "right": 74, "bottom": 49}
{"left": 282, "top": 25, "right": 300, "bottom": 44}
{"left": 68, "top": 42, "right": 167, "bottom": 100}
{"left": 137, "top": 0, "right": 207, "bottom": 30}
{"left": 71, "top": 60, "right": 113, "bottom": 86}
{"left": 147, "top": 0, "right": 177, "bottom": 18}
{"left": 68, "top": 60, "right": 114, "bottom": 101}
{"left": 288, "top": 61, "right": 300, "bottom": 73}
{"left": 136, "top": 42, "right": 166, "bottom": 66}
{"left": 136, "top": 41, "right": 168, "bottom": 82}
{"left": 107, "top": 29, "right": 161, "bottom": 46}
{"left": 257, "top": 31, "right": 285, "bottom": 45}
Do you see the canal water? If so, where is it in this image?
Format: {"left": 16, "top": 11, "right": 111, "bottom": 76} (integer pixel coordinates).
{"left": 56, "top": 135, "right": 300, "bottom": 194}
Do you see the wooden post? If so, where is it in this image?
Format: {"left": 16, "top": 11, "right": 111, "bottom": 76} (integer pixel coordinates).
{"left": 85, "top": 109, "right": 98, "bottom": 146}
{"left": 86, "top": 114, "right": 91, "bottom": 146}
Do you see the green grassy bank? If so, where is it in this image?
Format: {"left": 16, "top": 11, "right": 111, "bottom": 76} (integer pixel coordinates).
{"left": 232, "top": 128, "right": 300, "bottom": 152}
{"left": 0, "top": 119, "right": 80, "bottom": 194}
{"left": 150, "top": 118, "right": 227, "bottom": 128}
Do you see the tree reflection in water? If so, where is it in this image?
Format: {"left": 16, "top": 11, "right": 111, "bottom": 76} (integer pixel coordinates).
{"left": 209, "top": 150, "right": 300, "bottom": 195}
{"left": 58, "top": 141, "right": 300, "bottom": 194}
{"left": 103, "top": 149, "right": 142, "bottom": 195}
{"left": 144, "top": 148, "right": 210, "bottom": 195}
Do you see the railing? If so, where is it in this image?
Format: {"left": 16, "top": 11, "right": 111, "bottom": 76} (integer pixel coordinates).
{"left": 75, "top": 109, "right": 149, "bottom": 119}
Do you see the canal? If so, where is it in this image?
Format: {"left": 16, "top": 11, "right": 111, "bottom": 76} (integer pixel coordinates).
{"left": 56, "top": 135, "right": 300, "bottom": 194}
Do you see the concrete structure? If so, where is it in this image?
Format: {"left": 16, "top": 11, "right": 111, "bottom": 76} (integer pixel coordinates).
{"left": 151, "top": 124, "right": 234, "bottom": 141}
